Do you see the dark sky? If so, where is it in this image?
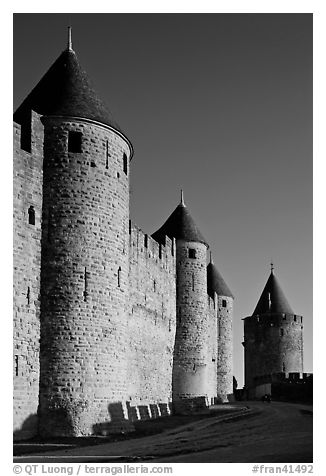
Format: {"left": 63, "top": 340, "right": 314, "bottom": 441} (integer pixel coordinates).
{"left": 13, "top": 13, "right": 313, "bottom": 385}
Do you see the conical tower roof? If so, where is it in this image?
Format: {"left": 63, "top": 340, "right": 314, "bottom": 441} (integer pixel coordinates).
{"left": 152, "top": 192, "right": 208, "bottom": 246}
{"left": 252, "top": 268, "right": 294, "bottom": 315}
{"left": 207, "top": 255, "right": 233, "bottom": 298}
{"left": 14, "top": 30, "right": 122, "bottom": 133}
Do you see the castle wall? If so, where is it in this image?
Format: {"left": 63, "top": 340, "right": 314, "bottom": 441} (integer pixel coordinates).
{"left": 207, "top": 295, "right": 218, "bottom": 404}
{"left": 128, "top": 224, "right": 176, "bottom": 417}
{"left": 244, "top": 313, "right": 304, "bottom": 390}
{"left": 38, "top": 117, "right": 132, "bottom": 436}
{"left": 13, "top": 113, "right": 44, "bottom": 440}
{"left": 172, "top": 239, "right": 209, "bottom": 411}
{"left": 216, "top": 295, "right": 234, "bottom": 402}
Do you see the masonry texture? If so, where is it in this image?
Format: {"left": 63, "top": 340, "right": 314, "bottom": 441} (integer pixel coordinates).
{"left": 243, "top": 270, "right": 304, "bottom": 399}
{"left": 13, "top": 34, "right": 308, "bottom": 439}
{"left": 128, "top": 225, "right": 176, "bottom": 417}
{"left": 38, "top": 117, "right": 132, "bottom": 437}
{"left": 14, "top": 34, "right": 280, "bottom": 439}
{"left": 13, "top": 112, "right": 44, "bottom": 440}
{"left": 172, "top": 240, "right": 209, "bottom": 411}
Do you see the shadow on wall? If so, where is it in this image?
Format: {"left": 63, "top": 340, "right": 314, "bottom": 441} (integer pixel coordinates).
{"left": 13, "top": 413, "right": 38, "bottom": 441}
{"left": 92, "top": 401, "right": 172, "bottom": 435}
{"left": 126, "top": 401, "right": 171, "bottom": 422}
{"left": 92, "top": 402, "right": 134, "bottom": 436}
{"left": 15, "top": 402, "right": 173, "bottom": 439}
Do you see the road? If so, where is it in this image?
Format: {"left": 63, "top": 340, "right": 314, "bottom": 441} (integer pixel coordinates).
{"left": 153, "top": 401, "right": 312, "bottom": 462}
{"left": 14, "top": 401, "right": 312, "bottom": 463}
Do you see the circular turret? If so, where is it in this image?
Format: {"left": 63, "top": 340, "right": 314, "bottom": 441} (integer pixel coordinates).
{"left": 207, "top": 254, "right": 234, "bottom": 402}
{"left": 153, "top": 192, "right": 209, "bottom": 413}
{"left": 243, "top": 267, "right": 304, "bottom": 395}
{"left": 15, "top": 35, "right": 133, "bottom": 436}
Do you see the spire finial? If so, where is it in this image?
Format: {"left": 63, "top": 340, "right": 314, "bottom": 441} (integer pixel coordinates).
{"left": 67, "top": 26, "right": 73, "bottom": 51}
{"left": 270, "top": 260, "right": 274, "bottom": 274}
{"left": 180, "top": 189, "right": 185, "bottom": 206}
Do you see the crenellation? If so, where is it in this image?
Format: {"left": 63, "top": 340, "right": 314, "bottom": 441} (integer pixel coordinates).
{"left": 243, "top": 271, "right": 305, "bottom": 399}
{"left": 13, "top": 36, "right": 239, "bottom": 439}
{"left": 128, "top": 221, "right": 176, "bottom": 409}
{"left": 129, "top": 222, "right": 176, "bottom": 271}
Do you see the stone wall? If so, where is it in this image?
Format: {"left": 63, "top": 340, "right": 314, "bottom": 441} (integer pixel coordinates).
{"left": 207, "top": 295, "right": 218, "bottom": 404}
{"left": 172, "top": 239, "right": 209, "bottom": 411}
{"left": 128, "top": 224, "right": 176, "bottom": 417}
{"left": 38, "top": 117, "right": 132, "bottom": 436}
{"left": 13, "top": 113, "right": 236, "bottom": 438}
{"left": 216, "top": 295, "right": 234, "bottom": 402}
{"left": 13, "top": 112, "right": 44, "bottom": 440}
{"left": 244, "top": 313, "right": 304, "bottom": 390}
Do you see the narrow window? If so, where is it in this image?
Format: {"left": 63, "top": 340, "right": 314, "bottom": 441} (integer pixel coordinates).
{"left": 105, "top": 140, "right": 109, "bottom": 169}
{"left": 83, "top": 267, "right": 88, "bottom": 302}
{"left": 123, "top": 153, "right": 128, "bottom": 175}
{"left": 159, "top": 244, "right": 162, "bottom": 259}
{"left": 178, "top": 307, "right": 182, "bottom": 324}
{"left": 301, "top": 316, "right": 303, "bottom": 323}
{"left": 192, "top": 273, "right": 195, "bottom": 291}
{"left": 188, "top": 248, "right": 196, "bottom": 259}
{"left": 222, "top": 299, "right": 227, "bottom": 308}
{"left": 282, "top": 362, "right": 286, "bottom": 372}
{"left": 168, "top": 319, "right": 171, "bottom": 332}
{"left": 118, "top": 266, "right": 121, "bottom": 287}
{"left": 294, "top": 315, "right": 297, "bottom": 322}
{"left": 280, "top": 328, "right": 284, "bottom": 336}
{"left": 153, "top": 280, "right": 156, "bottom": 292}
{"left": 144, "top": 234, "right": 148, "bottom": 248}
{"left": 27, "top": 286, "right": 30, "bottom": 305}
{"left": 257, "top": 316, "right": 260, "bottom": 322}
{"left": 68, "top": 131, "right": 82, "bottom": 153}
{"left": 15, "top": 355, "right": 19, "bottom": 377}
{"left": 28, "top": 206, "right": 35, "bottom": 225}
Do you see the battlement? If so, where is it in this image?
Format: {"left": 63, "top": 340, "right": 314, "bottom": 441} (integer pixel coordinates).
{"left": 244, "top": 312, "right": 303, "bottom": 327}
{"left": 129, "top": 221, "right": 175, "bottom": 271}
{"left": 253, "top": 372, "right": 313, "bottom": 385}
{"left": 13, "top": 110, "right": 44, "bottom": 155}
{"left": 128, "top": 221, "right": 176, "bottom": 408}
{"left": 13, "top": 35, "right": 235, "bottom": 439}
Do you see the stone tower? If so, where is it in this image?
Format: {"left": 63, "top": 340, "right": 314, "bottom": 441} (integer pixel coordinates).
{"left": 243, "top": 266, "right": 304, "bottom": 397}
{"left": 14, "top": 31, "right": 133, "bottom": 436}
{"left": 207, "top": 254, "right": 234, "bottom": 402}
{"left": 152, "top": 192, "right": 210, "bottom": 412}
